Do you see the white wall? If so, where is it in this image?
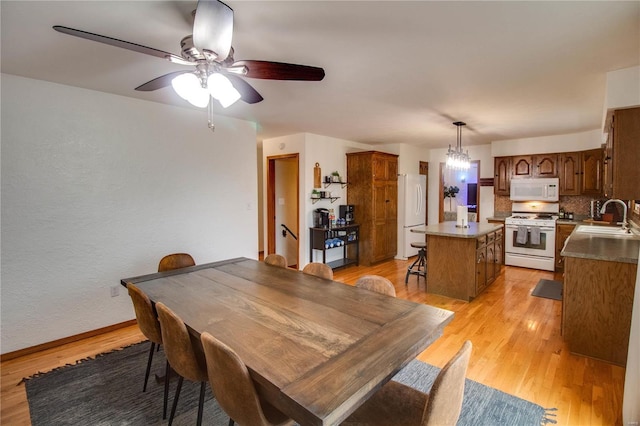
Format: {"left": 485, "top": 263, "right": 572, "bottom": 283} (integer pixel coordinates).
{"left": 1, "top": 74, "right": 258, "bottom": 354}
{"left": 491, "top": 129, "right": 602, "bottom": 157}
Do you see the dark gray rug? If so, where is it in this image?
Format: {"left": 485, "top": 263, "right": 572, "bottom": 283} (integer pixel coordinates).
{"left": 532, "top": 279, "right": 563, "bottom": 301}
{"left": 25, "top": 342, "right": 556, "bottom": 425}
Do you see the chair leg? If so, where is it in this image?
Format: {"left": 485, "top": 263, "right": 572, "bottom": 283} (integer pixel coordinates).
{"left": 228, "top": 419, "right": 235, "bottom": 426}
{"left": 168, "top": 375, "right": 184, "bottom": 426}
{"left": 196, "top": 382, "right": 206, "bottom": 426}
{"left": 405, "top": 255, "right": 421, "bottom": 284}
{"left": 163, "top": 361, "right": 171, "bottom": 419}
{"left": 143, "top": 342, "right": 156, "bottom": 392}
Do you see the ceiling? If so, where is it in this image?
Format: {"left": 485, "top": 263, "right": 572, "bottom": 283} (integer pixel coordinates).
{"left": 2, "top": 1, "right": 638, "bottom": 149}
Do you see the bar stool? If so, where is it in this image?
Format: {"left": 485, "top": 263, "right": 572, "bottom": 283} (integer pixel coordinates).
{"left": 405, "top": 242, "right": 427, "bottom": 284}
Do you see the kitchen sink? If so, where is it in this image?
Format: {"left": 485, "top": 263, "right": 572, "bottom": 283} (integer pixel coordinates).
{"left": 575, "top": 225, "right": 637, "bottom": 237}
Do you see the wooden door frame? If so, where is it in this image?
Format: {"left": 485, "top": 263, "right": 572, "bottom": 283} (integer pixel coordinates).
{"left": 439, "top": 160, "right": 480, "bottom": 223}
{"left": 419, "top": 161, "right": 429, "bottom": 225}
{"left": 266, "top": 154, "right": 300, "bottom": 267}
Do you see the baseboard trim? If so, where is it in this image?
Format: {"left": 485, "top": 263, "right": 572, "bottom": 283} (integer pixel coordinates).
{"left": 0, "top": 319, "right": 137, "bottom": 362}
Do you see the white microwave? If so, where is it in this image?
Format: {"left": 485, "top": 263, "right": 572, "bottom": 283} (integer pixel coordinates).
{"left": 510, "top": 178, "right": 559, "bottom": 202}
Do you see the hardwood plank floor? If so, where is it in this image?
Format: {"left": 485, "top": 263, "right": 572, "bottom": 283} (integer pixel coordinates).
{"left": 1, "top": 259, "right": 625, "bottom": 425}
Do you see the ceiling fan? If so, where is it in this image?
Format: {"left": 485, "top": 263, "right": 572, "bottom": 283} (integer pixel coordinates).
{"left": 53, "top": 0, "right": 325, "bottom": 128}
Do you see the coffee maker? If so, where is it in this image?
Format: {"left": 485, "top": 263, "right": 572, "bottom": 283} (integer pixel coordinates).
{"left": 314, "top": 208, "right": 330, "bottom": 228}
{"left": 339, "top": 205, "right": 354, "bottom": 224}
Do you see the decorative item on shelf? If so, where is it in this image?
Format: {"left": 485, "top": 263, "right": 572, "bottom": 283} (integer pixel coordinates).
{"left": 311, "top": 189, "right": 320, "bottom": 199}
{"left": 446, "top": 121, "right": 471, "bottom": 170}
{"left": 314, "top": 163, "right": 322, "bottom": 188}
{"left": 443, "top": 185, "right": 460, "bottom": 211}
{"left": 331, "top": 171, "right": 341, "bottom": 183}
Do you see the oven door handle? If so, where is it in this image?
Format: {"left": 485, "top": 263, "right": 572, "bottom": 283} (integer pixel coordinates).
{"left": 506, "top": 225, "right": 556, "bottom": 232}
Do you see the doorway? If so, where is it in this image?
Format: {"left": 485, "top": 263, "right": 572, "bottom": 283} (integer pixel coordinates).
{"left": 267, "top": 154, "right": 300, "bottom": 268}
{"left": 439, "top": 160, "right": 480, "bottom": 223}
{"left": 419, "top": 161, "right": 429, "bottom": 225}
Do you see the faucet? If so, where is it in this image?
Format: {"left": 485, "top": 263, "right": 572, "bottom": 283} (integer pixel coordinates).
{"left": 600, "top": 199, "right": 629, "bottom": 232}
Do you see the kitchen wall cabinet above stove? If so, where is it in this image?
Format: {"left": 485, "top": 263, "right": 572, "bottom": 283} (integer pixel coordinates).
{"left": 494, "top": 149, "right": 603, "bottom": 196}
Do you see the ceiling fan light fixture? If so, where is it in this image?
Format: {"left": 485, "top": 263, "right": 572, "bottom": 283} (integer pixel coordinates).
{"left": 207, "top": 73, "right": 241, "bottom": 108}
{"left": 171, "top": 73, "right": 209, "bottom": 108}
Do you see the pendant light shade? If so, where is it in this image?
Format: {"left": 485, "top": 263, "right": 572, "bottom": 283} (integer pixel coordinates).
{"left": 171, "top": 73, "right": 209, "bottom": 108}
{"left": 446, "top": 121, "right": 471, "bottom": 170}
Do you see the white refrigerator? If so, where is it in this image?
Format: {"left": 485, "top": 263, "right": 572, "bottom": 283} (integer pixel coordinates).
{"left": 395, "top": 174, "right": 427, "bottom": 260}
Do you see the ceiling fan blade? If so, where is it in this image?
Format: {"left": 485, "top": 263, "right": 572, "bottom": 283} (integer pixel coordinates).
{"left": 193, "top": 0, "right": 233, "bottom": 61}
{"left": 135, "top": 71, "right": 191, "bottom": 91}
{"left": 224, "top": 74, "right": 264, "bottom": 104}
{"left": 53, "top": 26, "right": 188, "bottom": 64}
{"left": 232, "top": 60, "right": 325, "bottom": 81}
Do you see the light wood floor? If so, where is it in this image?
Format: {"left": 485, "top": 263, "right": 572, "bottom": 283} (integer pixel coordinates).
{"left": 1, "top": 259, "right": 625, "bottom": 425}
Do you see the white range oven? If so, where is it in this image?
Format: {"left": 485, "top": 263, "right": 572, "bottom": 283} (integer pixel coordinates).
{"left": 504, "top": 202, "right": 559, "bottom": 271}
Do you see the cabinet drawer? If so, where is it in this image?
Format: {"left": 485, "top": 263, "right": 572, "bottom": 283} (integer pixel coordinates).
{"left": 476, "top": 235, "right": 487, "bottom": 247}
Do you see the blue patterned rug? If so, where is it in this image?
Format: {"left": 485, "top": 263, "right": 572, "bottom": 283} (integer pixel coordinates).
{"left": 25, "top": 342, "right": 556, "bottom": 425}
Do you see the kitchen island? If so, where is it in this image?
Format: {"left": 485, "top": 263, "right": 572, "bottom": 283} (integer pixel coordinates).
{"left": 561, "top": 226, "right": 639, "bottom": 366}
{"left": 412, "top": 222, "right": 504, "bottom": 301}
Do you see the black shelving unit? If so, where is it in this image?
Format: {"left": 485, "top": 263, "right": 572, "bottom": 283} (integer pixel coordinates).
{"left": 309, "top": 224, "right": 359, "bottom": 270}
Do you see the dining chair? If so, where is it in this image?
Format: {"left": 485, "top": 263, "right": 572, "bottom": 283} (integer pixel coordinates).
{"left": 355, "top": 275, "right": 396, "bottom": 297}
{"left": 200, "top": 332, "right": 294, "bottom": 426}
{"left": 126, "top": 283, "right": 171, "bottom": 419}
{"left": 341, "top": 340, "right": 472, "bottom": 426}
{"left": 156, "top": 302, "right": 210, "bottom": 426}
{"left": 158, "top": 253, "right": 196, "bottom": 272}
{"left": 302, "top": 262, "right": 334, "bottom": 280}
{"left": 264, "top": 253, "right": 287, "bottom": 268}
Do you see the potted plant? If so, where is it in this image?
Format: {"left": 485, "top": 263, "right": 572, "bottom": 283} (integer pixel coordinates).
{"left": 443, "top": 185, "right": 459, "bottom": 211}
{"left": 331, "top": 171, "right": 341, "bottom": 183}
{"left": 311, "top": 189, "right": 320, "bottom": 199}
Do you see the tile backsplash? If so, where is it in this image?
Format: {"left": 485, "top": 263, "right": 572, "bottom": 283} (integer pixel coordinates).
{"left": 495, "top": 195, "right": 595, "bottom": 216}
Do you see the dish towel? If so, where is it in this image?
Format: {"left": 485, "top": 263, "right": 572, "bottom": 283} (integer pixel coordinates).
{"left": 516, "top": 226, "right": 528, "bottom": 244}
{"left": 530, "top": 227, "right": 541, "bottom": 245}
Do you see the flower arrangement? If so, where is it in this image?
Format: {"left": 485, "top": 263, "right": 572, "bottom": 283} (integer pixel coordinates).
{"left": 443, "top": 185, "right": 459, "bottom": 198}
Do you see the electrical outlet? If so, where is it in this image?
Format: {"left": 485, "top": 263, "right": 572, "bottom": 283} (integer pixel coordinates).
{"left": 110, "top": 285, "right": 120, "bottom": 297}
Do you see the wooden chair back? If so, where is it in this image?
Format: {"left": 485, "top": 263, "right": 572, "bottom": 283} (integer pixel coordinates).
{"left": 422, "top": 340, "right": 472, "bottom": 425}
{"left": 155, "top": 302, "right": 208, "bottom": 383}
{"left": 302, "top": 262, "right": 333, "bottom": 280}
{"left": 264, "top": 253, "right": 287, "bottom": 268}
{"left": 201, "top": 332, "right": 292, "bottom": 426}
{"left": 355, "top": 275, "right": 396, "bottom": 297}
{"left": 158, "top": 253, "right": 195, "bottom": 272}
{"left": 126, "top": 283, "right": 162, "bottom": 344}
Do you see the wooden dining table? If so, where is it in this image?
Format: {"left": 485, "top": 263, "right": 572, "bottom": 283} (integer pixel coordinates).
{"left": 121, "top": 257, "right": 454, "bottom": 426}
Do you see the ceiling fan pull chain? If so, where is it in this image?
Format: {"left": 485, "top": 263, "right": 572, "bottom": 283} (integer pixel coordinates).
{"left": 207, "top": 98, "right": 216, "bottom": 132}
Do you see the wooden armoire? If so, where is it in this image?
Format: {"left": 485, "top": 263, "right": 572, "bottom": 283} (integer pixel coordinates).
{"left": 346, "top": 151, "right": 398, "bottom": 266}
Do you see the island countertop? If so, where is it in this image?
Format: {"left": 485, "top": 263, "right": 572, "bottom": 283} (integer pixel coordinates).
{"left": 411, "top": 222, "right": 504, "bottom": 238}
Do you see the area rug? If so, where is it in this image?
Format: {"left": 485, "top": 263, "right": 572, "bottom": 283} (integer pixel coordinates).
{"left": 531, "top": 279, "right": 563, "bottom": 301}
{"left": 25, "top": 342, "right": 556, "bottom": 425}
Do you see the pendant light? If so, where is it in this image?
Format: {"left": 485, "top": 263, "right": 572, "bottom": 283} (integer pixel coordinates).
{"left": 446, "top": 121, "right": 471, "bottom": 170}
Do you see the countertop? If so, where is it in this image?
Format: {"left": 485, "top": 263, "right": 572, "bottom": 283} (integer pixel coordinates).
{"left": 411, "top": 222, "right": 503, "bottom": 239}
{"left": 561, "top": 224, "right": 640, "bottom": 264}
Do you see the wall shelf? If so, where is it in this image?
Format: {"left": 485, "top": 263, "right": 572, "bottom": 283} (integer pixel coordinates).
{"left": 311, "top": 197, "right": 340, "bottom": 204}
{"left": 323, "top": 181, "right": 348, "bottom": 189}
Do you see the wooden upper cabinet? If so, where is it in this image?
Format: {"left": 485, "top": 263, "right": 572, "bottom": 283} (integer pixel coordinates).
{"left": 373, "top": 155, "right": 398, "bottom": 181}
{"left": 511, "top": 156, "right": 533, "bottom": 178}
{"left": 609, "top": 107, "right": 640, "bottom": 200}
{"left": 581, "top": 148, "right": 603, "bottom": 196}
{"left": 494, "top": 157, "right": 511, "bottom": 195}
{"left": 534, "top": 154, "right": 558, "bottom": 177}
{"left": 559, "top": 152, "right": 581, "bottom": 195}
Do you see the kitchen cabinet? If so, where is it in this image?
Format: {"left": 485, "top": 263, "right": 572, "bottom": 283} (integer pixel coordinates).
{"left": 511, "top": 156, "right": 534, "bottom": 178}
{"left": 555, "top": 223, "right": 576, "bottom": 271}
{"left": 510, "top": 154, "right": 558, "bottom": 179}
{"left": 563, "top": 256, "right": 636, "bottom": 366}
{"left": 494, "top": 157, "right": 511, "bottom": 195}
{"left": 604, "top": 107, "right": 640, "bottom": 199}
{"left": 580, "top": 148, "right": 603, "bottom": 195}
{"left": 559, "top": 152, "right": 581, "bottom": 195}
{"left": 346, "top": 151, "right": 398, "bottom": 266}
{"left": 309, "top": 224, "right": 359, "bottom": 270}
{"left": 421, "top": 222, "right": 503, "bottom": 301}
